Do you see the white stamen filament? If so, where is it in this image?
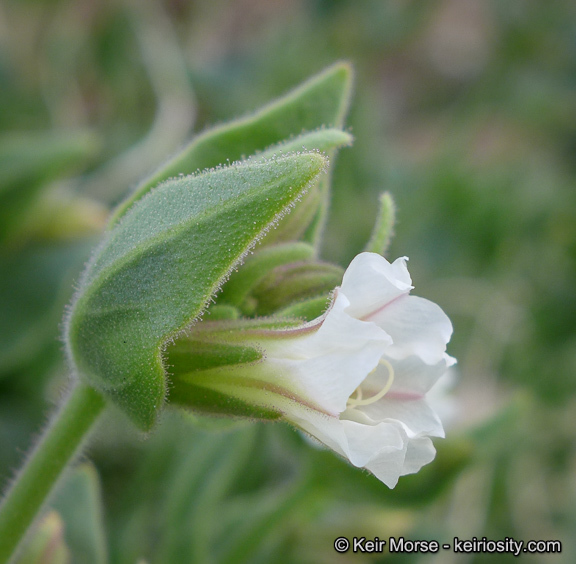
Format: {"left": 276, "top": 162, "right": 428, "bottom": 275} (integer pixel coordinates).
{"left": 347, "top": 358, "right": 395, "bottom": 407}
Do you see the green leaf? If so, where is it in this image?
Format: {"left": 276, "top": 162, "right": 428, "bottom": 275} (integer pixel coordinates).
{"left": 66, "top": 153, "right": 327, "bottom": 430}
{"left": 153, "top": 427, "right": 258, "bottom": 563}
{"left": 248, "top": 129, "right": 352, "bottom": 163}
{"left": 51, "top": 464, "right": 108, "bottom": 564}
{"left": 109, "top": 62, "right": 353, "bottom": 225}
{"left": 216, "top": 482, "right": 309, "bottom": 564}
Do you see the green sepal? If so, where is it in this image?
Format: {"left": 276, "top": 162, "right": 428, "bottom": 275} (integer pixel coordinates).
{"left": 364, "top": 192, "right": 396, "bottom": 255}
{"left": 300, "top": 162, "right": 334, "bottom": 248}
{"left": 166, "top": 318, "right": 314, "bottom": 420}
{"left": 218, "top": 242, "right": 315, "bottom": 309}
{"left": 166, "top": 317, "right": 298, "bottom": 419}
{"left": 202, "top": 304, "right": 241, "bottom": 320}
{"left": 168, "top": 339, "right": 262, "bottom": 374}
{"left": 66, "top": 153, "right": 326, "bottom": 430}
{"left": 110, "top": 63, "right": 353, "bottom": 225}
{"left": 274, "top": 295, "right": 332, "bottom": 322}
{"left": 169, "top": 381, "right": 282, "bottom": 421}
{"left": 178, "top": 317, "right": 303, "bottom": 340}
{"left": 251, "top": 262, "right": 343, "bottom": 316}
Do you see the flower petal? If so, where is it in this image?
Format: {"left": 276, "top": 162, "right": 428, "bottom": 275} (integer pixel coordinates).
{"left": 338, "top": 418, "right": 407, "bottom": 468}
{"left": 291, "top": 402, "right": 440, "bottom": 488}
{"left": 264, "top": 292, "right": 391, "bottom": 414}
{"left": 366, "top": 436, "right": 436, "bottom": 485}
{"left": 339, "top": 253, "right": 413, "bottom": 320}
{"left": 346, "top": 397, "right": 445, "bottom": 438}
{"left": 383, "top": 355, "right": 455, "bottom": 398}
{"left": 289, "top": 405, "right": 410, "bottom": 482}
{"left": 367, "top": 295, "right": 454, "bottom": 365}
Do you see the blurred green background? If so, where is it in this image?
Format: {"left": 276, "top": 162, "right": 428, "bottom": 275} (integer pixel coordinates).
{"left": 1, "top": 0, "right": 575, "bottom": 562}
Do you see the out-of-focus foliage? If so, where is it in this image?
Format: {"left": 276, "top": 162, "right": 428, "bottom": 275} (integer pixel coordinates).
{"left": 1, "top": 0, "right": 575, "bottom": 562}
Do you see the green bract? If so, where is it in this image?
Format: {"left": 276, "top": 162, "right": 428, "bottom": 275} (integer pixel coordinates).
{"left": 66, "top": 153, "right": 326, "bottom": 430}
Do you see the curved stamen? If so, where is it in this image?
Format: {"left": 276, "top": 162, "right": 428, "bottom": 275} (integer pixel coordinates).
{"left": 349, "top": 385, "right": 363, "bottom": 403}
{"left": 347, "top": 358, "right": 395, "bottom": 407}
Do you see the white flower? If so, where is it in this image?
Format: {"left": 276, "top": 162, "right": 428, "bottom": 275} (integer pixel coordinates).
{"left": 283, "top": 252, "right": 456, "bottom": 487}
{"left": 184, "top": 252, "right": 455, "bottom": 488}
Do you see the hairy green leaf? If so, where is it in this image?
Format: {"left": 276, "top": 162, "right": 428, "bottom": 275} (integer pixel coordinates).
{"left": 110, "top": 62, "right": 352, "bottom": 225}
{"left": 66, "top": 153, "right": 326, "bottom": 429}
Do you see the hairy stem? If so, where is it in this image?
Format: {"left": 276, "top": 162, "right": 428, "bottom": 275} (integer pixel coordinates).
{"left": 0, "top": 383, "right": 106, "bottom": 563}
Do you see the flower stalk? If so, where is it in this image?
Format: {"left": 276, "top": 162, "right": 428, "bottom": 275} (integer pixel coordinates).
{"left": 0, "top": 384, "right": 106, "bottom": 564}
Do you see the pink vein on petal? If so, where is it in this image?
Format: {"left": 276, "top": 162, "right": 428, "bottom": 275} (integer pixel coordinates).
{"left": 360, "top": 292, "right": 409, "bottom": 323}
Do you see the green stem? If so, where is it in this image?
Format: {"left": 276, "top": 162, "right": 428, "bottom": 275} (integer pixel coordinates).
{"left": 0, "top": 383, "right": 106, "bottom": 563}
